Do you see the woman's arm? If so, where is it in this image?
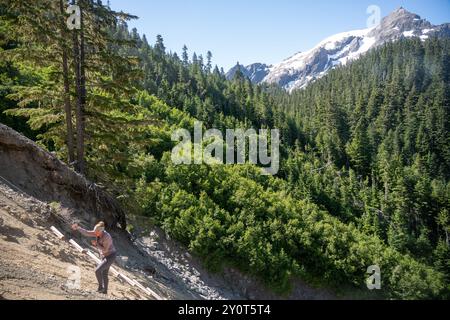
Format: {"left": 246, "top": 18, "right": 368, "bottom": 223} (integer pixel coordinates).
{"left": 78, "top": 227, "right": 96, "bottom": 237}
{"left": 72, "top": 224, "right": 96, "bottom": 237}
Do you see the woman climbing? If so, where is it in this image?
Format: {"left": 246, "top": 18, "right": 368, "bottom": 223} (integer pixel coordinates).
{"left": 72, "top": 221, "right": 117, "bottom": 294}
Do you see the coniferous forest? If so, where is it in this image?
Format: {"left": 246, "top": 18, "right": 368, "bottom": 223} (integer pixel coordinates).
{"left": 1, "top": 0, "right": 449, "bottom": 299}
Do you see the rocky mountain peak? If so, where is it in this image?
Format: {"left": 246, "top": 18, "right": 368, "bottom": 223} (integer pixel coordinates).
{"left": 370, "top": 7, "right": 432, "bottom": 40}
{"left": 228, "top": 8, "right": 450, "bottom": 92}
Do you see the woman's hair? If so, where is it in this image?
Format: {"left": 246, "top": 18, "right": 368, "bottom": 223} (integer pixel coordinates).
{"left": 94, "top": 221, "right": 105, "bottom": 232}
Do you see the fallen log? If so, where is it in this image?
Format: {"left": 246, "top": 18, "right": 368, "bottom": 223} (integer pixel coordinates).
{"left": 118, "top": 273, "right": 136, "bottom": 287}
{"left": 133, "top": 280, "right": 163, "bottom": 300}
{"left": 86, "top": 250, "right": 102, "bottom": 264}
{"left": 110, "top": 266, "right": 120, "bottom": 277}
{"left": 50, "top": 226, "right": 65, "bottom": 240}
{"left": 69, "top": 239, "right": 86, "bottom": 253}
{"left": 146, "top": 287, "right": 164, "bottom": 300}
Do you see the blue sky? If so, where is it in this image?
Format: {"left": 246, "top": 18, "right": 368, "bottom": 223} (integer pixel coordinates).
{"left": 109, "top": 0, "right": 450, "bottom": 71}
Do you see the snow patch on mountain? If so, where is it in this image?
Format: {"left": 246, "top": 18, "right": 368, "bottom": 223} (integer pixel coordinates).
{"left": 228, "top": 8, "right": 450, "bottom": 92}
{"left": 403, "top": 30, "right": 415, "bottom": 37}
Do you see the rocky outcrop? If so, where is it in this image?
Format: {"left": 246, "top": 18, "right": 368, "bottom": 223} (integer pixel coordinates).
{"left": 226, "top": 63, "right": 271, "bottom": 83}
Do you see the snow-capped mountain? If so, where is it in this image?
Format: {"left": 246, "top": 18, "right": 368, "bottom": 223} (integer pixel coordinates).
{"left": 227, "top": 8, "right": 450, "bottom": 92}
{"left": 226, "top": 63, "right": 271, "bottom": 83}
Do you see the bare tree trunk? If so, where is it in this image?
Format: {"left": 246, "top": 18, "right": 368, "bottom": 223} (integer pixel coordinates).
{"left": 72, "top": 0, "right": 86, "bottom": 175}
{"left": 78, "top": 5, "right": 87, "bottom": 175}
{"left": 72, "top": 29, "right": 81, "bottom": 172}
{"left": 446, "top": 230, "right": 449, "bottom": 247}
{"left": 59, "top": 0, "right": 75, "bottom": 164}
{"left": 384, "top": 179, "right": 388, "bottom": 202}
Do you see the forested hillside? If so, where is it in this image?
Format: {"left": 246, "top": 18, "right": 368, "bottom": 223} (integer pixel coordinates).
{"left": 1, "top": 0, "right": 449, "bottom": 299}
{"left": 275, "top": 38, "right": 450, "bottom": 265}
